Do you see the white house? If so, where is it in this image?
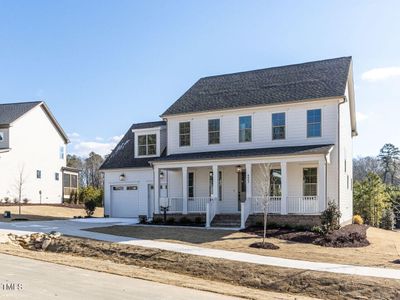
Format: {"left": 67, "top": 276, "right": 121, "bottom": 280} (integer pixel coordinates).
{"left": 101, "top": 57, "right": 357, "bottom": 227}
{"left": 0, "top": 101, "right": 76, "bottom": 204}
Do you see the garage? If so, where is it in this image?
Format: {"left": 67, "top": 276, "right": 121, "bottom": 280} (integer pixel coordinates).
{"left": 110, "top": 185, "right": 140, "bottom": 218}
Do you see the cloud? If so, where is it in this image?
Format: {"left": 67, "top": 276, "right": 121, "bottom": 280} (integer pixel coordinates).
{"left": 95, "top": 137, "right": 104, "bottom": 141}
{"left": 111, "top": 135, "right": 124, "bottom": 142}
{"left": 73, "top": 141, "right": 117, "bottom": 157}
{"left": 362, "top": 67, "right": 400, "bottom": 81}
{"left": 356, "top": 112, "right": 369, "bottom": 122}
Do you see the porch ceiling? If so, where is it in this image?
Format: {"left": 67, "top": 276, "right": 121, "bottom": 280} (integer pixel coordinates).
{"left": 151, "top": 144, "right": 333, "bottom": 164}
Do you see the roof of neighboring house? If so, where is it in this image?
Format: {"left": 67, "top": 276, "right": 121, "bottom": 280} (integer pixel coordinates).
{"left": 161, "top": 57, "right": 352, "bottom": 116}
{"left": 100, "top": 121, "right": 166, "bottom": 170}
{"left": 152, "top": 144, "right": 334, "bottom": 163}
{"left": 0, "top": 101, "right": 69, "bottom": 143}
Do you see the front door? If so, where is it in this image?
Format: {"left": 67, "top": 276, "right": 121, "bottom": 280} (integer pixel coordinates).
{"left": 237, "top": 171, "right": 246, "bottom": 211}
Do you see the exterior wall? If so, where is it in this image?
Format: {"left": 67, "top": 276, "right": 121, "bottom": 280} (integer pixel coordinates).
{"left": 103, "top": 168, "right": 153, "bottom": 217}
{"left": 166, "top": 99, "right": 339, "bottom": 155}
{"left": 0, "top": 105, "right": 66, "bottom": 203}
{"left": 339, "top": 85, "right": 354, "bottom": 223}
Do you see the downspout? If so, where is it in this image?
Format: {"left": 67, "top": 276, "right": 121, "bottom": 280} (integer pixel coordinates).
{"left": 324, "top": 154, "right": 328, "bottom": 208}
{"left": 337, "top": 97, "right": 347, "bottom": 212}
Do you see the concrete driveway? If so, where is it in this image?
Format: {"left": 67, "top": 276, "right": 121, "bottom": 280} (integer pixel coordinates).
{"left": 0, "top": 253, "right": 239, "bottom": 300}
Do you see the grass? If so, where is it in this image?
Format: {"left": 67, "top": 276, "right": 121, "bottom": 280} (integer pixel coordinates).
{"left": 86, "top": 225, "right": 400, "bottom": 268}
{"left": 0, "top": 204, "right": 104, "bottom": 222}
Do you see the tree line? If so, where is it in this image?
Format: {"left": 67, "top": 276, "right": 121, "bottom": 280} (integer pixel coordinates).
{"left": 353, "top": 143, "right": 400, "bottom": 228}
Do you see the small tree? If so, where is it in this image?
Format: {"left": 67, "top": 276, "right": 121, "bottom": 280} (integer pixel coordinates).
{"left": 254, "top": 163, "right": 271, "bottom": 245}
{"left": 381, "top": 208, "right": 395, "bottom": 230}
{"left": 14, "top": 166, "right": 27, "bottom": 215}
{"left": 320, "top": 201, "right": 341, "bottom": 233}
{"left": 84, "top": 199, "right": 97, "bottom": 217}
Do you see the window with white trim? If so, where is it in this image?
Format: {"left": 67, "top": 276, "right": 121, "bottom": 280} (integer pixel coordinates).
{"left": 272, "top": 112, "right": 285, "bottom": 140}
{"left": 208, "top": 119, "right": 220, "bottom": 144}
{"left": 307, "top": 109, "right": 321, "bottom": 137}
{"left": 303, "top": 168, "right": 317, "bottom": 196}
{"left": 270, "top": 169, "right": 282, "bottom": 196}
{"left": 138, "top": 134, "right": 157, "bottom": 156}
{"left": 179, "top": 122, "right": 190, "bottom": 147}
{"left": 239, "top": 116, "right": 252, "bottom": 142}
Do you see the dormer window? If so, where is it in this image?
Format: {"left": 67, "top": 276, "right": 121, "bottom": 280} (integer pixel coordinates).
{"left": 138, "top": 134, "right": 157, "bottom": 156}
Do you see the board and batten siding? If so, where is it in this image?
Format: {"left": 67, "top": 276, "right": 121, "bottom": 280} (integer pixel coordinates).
{"left": 166, "top": 99, "right": 339, "bottom": 155}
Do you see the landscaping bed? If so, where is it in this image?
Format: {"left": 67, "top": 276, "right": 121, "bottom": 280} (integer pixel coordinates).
{"left": 243, "top": 224, "right": 370, "bottom": 248}
{"left": 8, "top": 234, "right": 400, "bottom": 300}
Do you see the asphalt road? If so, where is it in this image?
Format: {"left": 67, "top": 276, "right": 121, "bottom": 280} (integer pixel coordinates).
{"left": 0, "top": 253, "right": 240, "bottom": 300}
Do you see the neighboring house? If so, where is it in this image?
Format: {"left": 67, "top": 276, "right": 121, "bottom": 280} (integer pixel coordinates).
{"left": 101, "top": 57, "right": 357, "bottom": 227}
{"left": 0, "top": 101, "right": 76, "bottom": 203}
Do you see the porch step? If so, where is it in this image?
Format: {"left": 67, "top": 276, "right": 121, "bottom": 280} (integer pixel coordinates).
{"left": 211, "top": 214, "right": 241, "bottom": 228}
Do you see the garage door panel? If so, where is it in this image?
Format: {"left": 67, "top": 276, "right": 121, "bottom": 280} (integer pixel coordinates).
{"left": 111, "top": 185, "right": 139, "bottom": 218}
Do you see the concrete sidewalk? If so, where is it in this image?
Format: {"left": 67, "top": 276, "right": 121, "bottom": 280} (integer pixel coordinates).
{"left": 1, "top": 220, "right": 400, "bottom": 280}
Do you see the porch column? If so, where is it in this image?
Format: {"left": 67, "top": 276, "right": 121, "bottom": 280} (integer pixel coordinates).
{"left": 154, "top": 166, "right": 160, "bottom": 214}
{"left": 212, "top": 165, "right": 218, "bottom": 200}
{"left": 182, "top": 166, "right": 188, "bottom": 214}
{"left": 245, "top": 163, "right": 252, "bottom": 202}
{"left": 318, "top": 159, "right": 326, "bottom": 212}
{"left": 280, "top": 162, "right": 288, "bottom": 215}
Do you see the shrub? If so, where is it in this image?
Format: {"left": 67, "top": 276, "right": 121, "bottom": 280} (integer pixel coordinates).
{"left": 320, "top": 201, "right": 341, "bottom": 233}
{"left": 152, "top": 217, "right": 163, "bottom": 224}
{"left": 22, "top": 198, "right": 29, "bottom": 204}
{"left": 311, "top": 226, "right": 324, "bottom": 235}
{"left": 13, "top": 198, "right": 18, "bottom": 204}
{"left": 353, "top": 215, "right": 363, "bottom": 225}
{"left": 166, "top": 217, "right": 175, "bottom": 225}
{"left": 194, "top": 216, "right": 203, "bottom": 224}
{"left": 138, "top": 215, "right": 147, "bottom": 224}
{"left": 4, "top": 197, "right": 9, "bottom": 204}
{"left": 84, "top": 199, "right": 97, "bottom": 217}
{"left": 179, "top": 216, "right": 191, "bottom": 225}
{"left": 254, "top": 221, "right": 263, "bottom": 227}
{"left": 380, "top": 208, "right": 395, "bottom": 230}
{"left": 79, "top": 187, "right": 103, "bottom": 207}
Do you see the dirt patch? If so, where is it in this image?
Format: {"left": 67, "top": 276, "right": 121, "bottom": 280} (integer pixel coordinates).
{"left": 249, "top": 242, "right": 279, "bottom": 250}
{"left": 12, "top": 235, "right": 400, "bottom": 300}
{"left": 314, "top": 225, "right": 370, "bottom": 248}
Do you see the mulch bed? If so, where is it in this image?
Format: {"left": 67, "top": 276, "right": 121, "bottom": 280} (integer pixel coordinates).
{"left": 244, "top": 224, "right": 369, "bottom": 248}
{"left": 249, "top": 241, "right": 279, "bottom": 250}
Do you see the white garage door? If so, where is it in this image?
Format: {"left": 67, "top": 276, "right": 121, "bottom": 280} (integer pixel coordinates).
{"left": 111, "top": 185, "right": 140, "bottom": 218}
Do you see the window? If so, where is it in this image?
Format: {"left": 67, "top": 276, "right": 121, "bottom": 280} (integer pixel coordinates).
{"left": 209, "top": 171, "right": 222, "bottom": 200}
{"left": 138, "top": 134, "right": 157, "bottom": 156}
{"left": 55, "top": 172, "right": 59, "bottom": 181}
{"left": 59, "top": 146, "right": 65, "bottom": 159}
{"left": 272, "top": 113, "right": 285, "bottom": 140}
{"left": 307, "top": 109, "right": 321, "bottom": 137}
{"left": 303, "top": 168, "right": 317, "bottom": 196}
{"left": 0, "top": 132, "right": 3, "bottom": 142}
{"left": 344, "top": 159, "right": 347, "bottom": 172}
{"left": 188, "top": 172, "right": 194, "bottom": 198}
{"left": 179, "top": 122, "right": 191, "bottom": 147}
{"left": 270, "top": 169, "right": 282, "bottom": 196}
{"left": 239, "top": 116, "right": 252, "bottom": 142}
{"left": 127, "top": 185, "right": 138, "bottom": 190}
{"left": 71, "top": 175, "right": 78, "bottom": 188}
{"left": 36, "top": 170, "right": 42, "bottom": 179}
{"left": 208, "top": 119, "right": 220, "bottom": 144}
{"left": 112, "top": 186, "right": 124, "bottom": 191}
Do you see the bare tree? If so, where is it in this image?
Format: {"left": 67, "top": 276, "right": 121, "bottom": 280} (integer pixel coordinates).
{"left": 14, "top": 165, "right": 27, "bottom": 215}
{"left": 254, "top": 163, "right": 271, "bottom": 245}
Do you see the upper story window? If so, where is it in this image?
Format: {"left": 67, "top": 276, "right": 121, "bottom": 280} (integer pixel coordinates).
{"left": 239, "top": 116, "right": 252, "bottom": 142}
{"left": 138, "top": 134, "right": 157, "bottom": 156}
{"left": 272, "top": 112, "right": 285, "bottom": 140}
{"left": 179, "top": 122, "right": 191, "bottom": 147}
{"left": 307, "top": 109, "right": 321, "bottom": 137}
{"left": 36, "top": 170, "right": 42, "bottom": 179}
{"left": 303, "top": 168, "right": 317, "bottom": 196}
{"left": 0, "top": 132, "right": 3, "bottom": 142}
{"left": 208, "top": 119, "right": 220, "bottom": 144}
{"left": 55, "top": 172, "right": 59, "bottom": 181}
{"left": 59, "top": 146, "right": 65, "bottom": 159}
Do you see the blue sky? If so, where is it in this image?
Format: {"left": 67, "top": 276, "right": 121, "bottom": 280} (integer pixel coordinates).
{"left": 0, "top": 0, "right": 399, "bottom": 157}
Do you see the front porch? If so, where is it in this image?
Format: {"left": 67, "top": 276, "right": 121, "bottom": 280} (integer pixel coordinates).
{"left": 153, "top": 154, "right": 329, "bottom": 228}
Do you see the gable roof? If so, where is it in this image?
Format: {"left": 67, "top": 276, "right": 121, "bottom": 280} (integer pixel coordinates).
{"left": 0, "top": 101, "right": 69, "bottom": 143}
{"left": 100, "top": 121, "right": 166, "bottom": 170}
{"left": 161, "top": 57, "right": 352, "bottom": 116}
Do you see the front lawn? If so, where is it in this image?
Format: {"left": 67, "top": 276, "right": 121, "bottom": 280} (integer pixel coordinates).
{"left": 86, "top": 225, "right": 400, "bottom": 268}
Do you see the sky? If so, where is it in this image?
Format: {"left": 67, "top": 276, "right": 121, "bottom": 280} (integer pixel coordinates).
{"left": 0, "top": 0, "right": 399, "bottom": 157}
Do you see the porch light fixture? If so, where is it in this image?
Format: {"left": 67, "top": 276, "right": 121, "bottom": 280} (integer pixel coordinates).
{"left": 160, "top": 171, "right": 165, "bottom": 179}
{"left": 236, "top": 165, "right": 242, "bottom": 173}
{"left": 119, "top": 173, "right": 126, "bottom": 181}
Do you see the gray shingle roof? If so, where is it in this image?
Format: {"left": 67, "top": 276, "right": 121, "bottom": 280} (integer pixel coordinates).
{"left": 0, "top": 101, "right": 42, "bottom": 125}
{"left": 100, "top": 121, "right": 166, "bottom": 170}
{"left": 161, "top": 57, "right": 351, "bottom": 116}
{"left": 152, "top": 144, "right": 333, "bottom": 163}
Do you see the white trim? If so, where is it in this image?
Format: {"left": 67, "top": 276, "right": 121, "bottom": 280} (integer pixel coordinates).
{"left": 238, "top": 115, "right": 253, "bottom": 143}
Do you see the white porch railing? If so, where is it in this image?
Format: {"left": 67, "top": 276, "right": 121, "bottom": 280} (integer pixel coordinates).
{"left": 160, "top": 197, "right": 183, "bottom": 213}
{"left": 206, "top": 197, "right": 218, "bottom": 227}
{"left": 287, "top": 196, "right": 319, "bottom": 214}
{"left": 251, "top": 196, "right": 282, "bottom": 214}
{"left": 188, "top": 197, "right": 210, "bottom": 213}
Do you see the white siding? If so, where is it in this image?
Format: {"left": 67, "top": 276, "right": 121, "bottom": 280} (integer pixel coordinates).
{"left": 167, "top": 99, "right": 339, "bottom": 155}
{"left": 0, "top": 105, "right": 66, "bottom": 203}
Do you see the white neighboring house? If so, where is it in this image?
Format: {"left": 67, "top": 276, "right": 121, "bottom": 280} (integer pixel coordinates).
{"left": 101, "top": 57, "right": 357, "bottom": 227}
{"left": 0, "top": 101, "right": 75, "bottom": 204}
